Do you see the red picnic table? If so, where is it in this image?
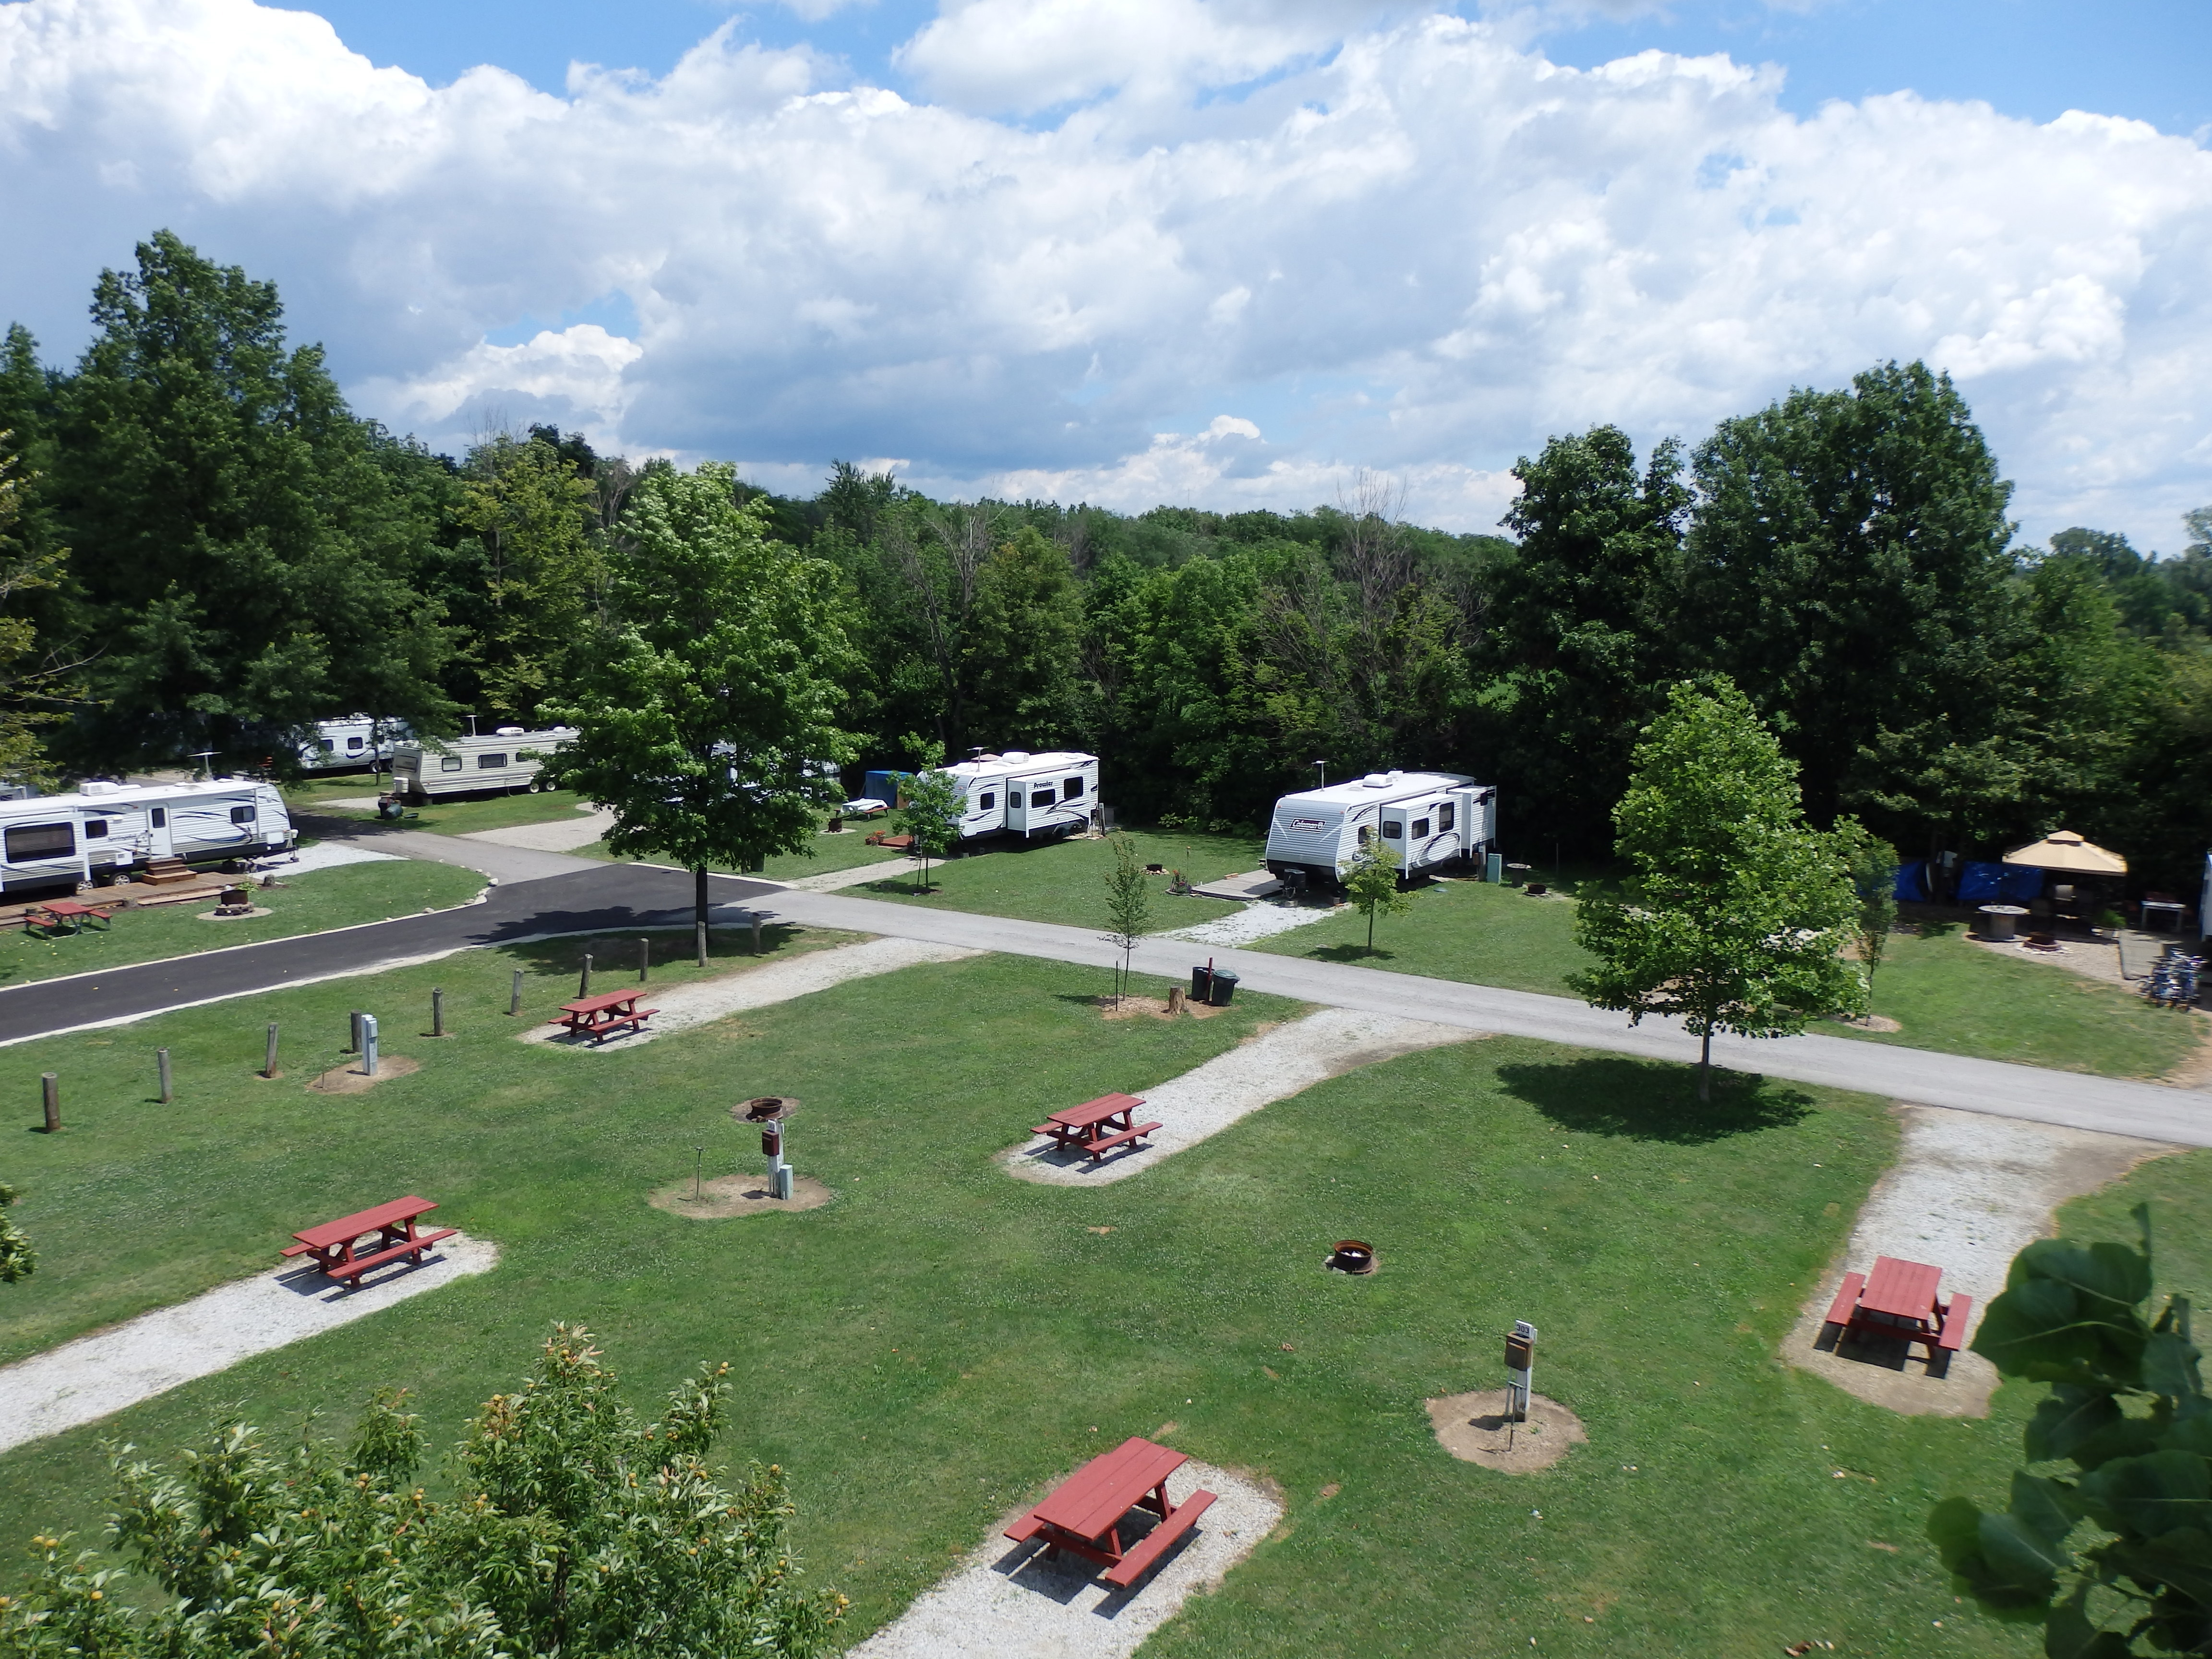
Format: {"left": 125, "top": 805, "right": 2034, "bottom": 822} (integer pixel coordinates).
{"left": 23, "top": 898, "right": 115, "bottom": 936}
{"left": 1005, "top": 1436, "right": 1217, "bottom": 1589}
{"left": 1032, "top": 1093, "right": 1161, "bottom": 1163}
{"left": 280, "top": 1196, "right": 457, "bottom": 1287}
{"left": 550, "top": 988, "right": 660, "bottom": 1044}
{"left": 1822, "top": 1255, "right": 1973, "bottom": 1363}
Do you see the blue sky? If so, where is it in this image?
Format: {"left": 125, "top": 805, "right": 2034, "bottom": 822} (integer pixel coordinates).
{"left": 3, "top": 0, "right": 2209, "bottom": 545}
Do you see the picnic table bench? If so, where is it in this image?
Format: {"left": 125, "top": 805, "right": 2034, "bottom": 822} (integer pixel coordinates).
{"left": 280, "top": 1196, "right": 455, "bottom": 1286}
{"left": 1033, "top": 1093, "right": 1161, "bottom": 1162}
{"left": 23, "top": 898, "right": 115, "bottom": 936}
{"left": 1821, "top": 1255, "right": 1973, "bottom": 1360}
{"left": 550, "top": 988, "right": 659, "bottom": 1043}
{"left": 1005, "top": 1436, "right": 1216, "bottom": 1589}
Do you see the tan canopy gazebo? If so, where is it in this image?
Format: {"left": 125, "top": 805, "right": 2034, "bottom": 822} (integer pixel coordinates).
{"left": 2001, "top": 830, "right": 2128, "bottom": 877}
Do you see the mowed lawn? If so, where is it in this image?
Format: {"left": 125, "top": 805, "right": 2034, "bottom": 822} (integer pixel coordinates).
{"left": 0, "top": 936, "right": 2156, "bottom": 1656}
{"left": 1250, "top": 876, "right": 2205, "bottom": 1080}
{"left": 580, "top": 820, "right": 916, "bottom": 883}
{"left": 292, "top": 783, "right": 601, "bottom": 837}
{"left": 0, "top": 859, "right": 485, "bottom": 989}
{"left": 839, "top": 828, "right": 1262, "bottom": 931}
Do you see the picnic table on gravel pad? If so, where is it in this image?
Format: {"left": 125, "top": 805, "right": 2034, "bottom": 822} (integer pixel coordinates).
{"left": 1004, "top": 1436, "right": 1217, "bottom": 1588}
{"left": 550, "top": 988, "right": 660, "bottom": 1043}
{"left": 1032, "top": 1093, "right": 1162, "bottom": 1162}
{"left": 280, "top": 1196, "right": 457, "bottom": 1286}
{"left": 1820, "top": 1253, "right": 1974, "bottom": 1364}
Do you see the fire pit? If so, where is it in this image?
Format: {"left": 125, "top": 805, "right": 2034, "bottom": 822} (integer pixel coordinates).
{"left": 736, "top": 1095, "right": 796, "bottom": 1122}
{"left": 1328, "top": 1239, "right": 1377, "bottom": 1274}
{"left": 214, "top": 885, "right": 254, "bottom": 916}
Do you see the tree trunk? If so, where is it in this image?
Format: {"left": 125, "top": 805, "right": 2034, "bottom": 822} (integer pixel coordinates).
{"left": 1697, "top": 1026, "right": 1712, "bottom": 1102}
{"left": 1367, "top": 905, "right": 1376, "bottom": 953}
{"left": 694, "top": 865, "right": 709, "bottom": 964}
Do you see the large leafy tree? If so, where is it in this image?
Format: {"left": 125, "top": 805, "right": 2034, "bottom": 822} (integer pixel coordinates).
{"left": 1679, "top": 361, "right": 2021, "bottom": 839}
{"left": 544, "top": 462, "right": 858, "bottom": 947}
{"left": 1569, "top": 678, "right": 1866, "bottom": 1100}
{"left": 1930, "top": 1206, "right": 2206, "bottom": 1657}
{"left": 456, "top": 428, "right": 604, "bottom": 721}
{"left": 0, "top": 1325, "right": 844, "bottom": 1657}
{"left": 39, "top": 232, "right": 457, "bottom": 770}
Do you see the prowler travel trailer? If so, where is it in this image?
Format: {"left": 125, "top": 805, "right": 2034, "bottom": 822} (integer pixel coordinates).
{"left": 0, "top": 778, "right": 295, "bottom": 894}
{"left": 1263, "top": 770, "right": 1495, "bottom": 887}
{"left": 863, "top": 751, "right": 1100, "bottom": 842}
{"left": 391, "top": 728, "right": 576, "bottom": 800}
{"left": 297, "top": 716, "right": 410, "bottom": 773}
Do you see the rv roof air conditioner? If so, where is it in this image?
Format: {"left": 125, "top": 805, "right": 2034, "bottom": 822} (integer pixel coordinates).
{"left": 1002, "top": 750, "right": 1031, "bottom": 762}
{"left": 495, "top": 726, "right": 526, "bottom": 737}
{"left": 1362, "top": 773, "right": 1391, "bottom": 788}
{"left": 81, "top": 781, "right": 119, "bottom": 795}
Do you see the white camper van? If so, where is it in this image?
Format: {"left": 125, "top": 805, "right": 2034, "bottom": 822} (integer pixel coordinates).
{"left": 298, "top": 716, "right": 409, "bottom": 773}
{"left": 938, "top": 750, "right": 1100, "bottom": 842}
{"left": 390, "top": 728, "right": 576, "bottom": 801}
{"left": 1263, "top": 770, "right": 1495, "bottom": 887}
{"left": 0, "top": 778, "right": 294, "bottom": 893}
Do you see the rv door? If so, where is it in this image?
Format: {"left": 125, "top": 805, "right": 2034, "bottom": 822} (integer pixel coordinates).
{"left": 1004, "top": 778, "right": 1031, "bottom": 835}
{"left": 148, "top": 805, "right": 174, "bottom": 858}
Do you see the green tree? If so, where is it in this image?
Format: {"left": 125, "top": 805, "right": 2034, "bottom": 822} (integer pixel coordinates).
{"left": 0, "top": 441, "right": 72, "bottom": 787}
{"left": 967, "top": 526, "right": 1083, "bottom": 748}
{"left": 894, "top": 758, "right": 965, "bottom": 894}
{"left": 1101, "top": 832, "right": 1153, "bottom": 1004}
{"left": 42, "top": 231, "right": 458, "bottom": 771}
{"left": 543, "top": 462, "right": 858, "bottom": 949}
{"left": 1569, "top": 679, "right": 1867, "bottom": 1100}
{"left": 1832, "top": 819, "right": 1900, "bottom": 999}
{"left": 0, "top": 1183, "right": 33, "bottom": 1283}
{"left": 1929, "top": 1204, "right": 2205, "bottom": 1658}
{"left": 1342, "top": 832, "right": 1410, "bottom": 954}
{"left": 0, "top": 1325, "right": 843, "bottom": 1657}
{"left": 456, "top": 429, "right": 603, "bottom": 721}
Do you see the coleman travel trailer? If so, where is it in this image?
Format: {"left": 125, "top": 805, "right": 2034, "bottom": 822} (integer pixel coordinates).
{"left": 391, "top": 728, "right": 576, "bottom": 801}
{"left": 1263, "top": 770, "right": 1495, "bottom": 887}
{"left": 862, "top": 750, "right": 1101, "bottom": 842}
{"left": 0, "top": 778, "right": 295, "bottom": 894}
{"left": 297, "top": 716, "right": 411, "bottom": 773}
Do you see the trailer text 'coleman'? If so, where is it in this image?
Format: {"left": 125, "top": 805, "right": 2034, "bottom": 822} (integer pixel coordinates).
{"left": 1262, "top": 770, "right": 1496, "bottom": 887}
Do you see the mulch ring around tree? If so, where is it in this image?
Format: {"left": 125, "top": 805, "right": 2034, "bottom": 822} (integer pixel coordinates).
{"left": 1425, "top": 1389, "right": 1587, "bottom": 1474}
{"left": 1095, "top": 993, "right": 1227, "bottom": 1021}
{"left": 304, "top": 1056, "right": 421, "bottom": 1094}
{"left": 649, "top": 1174, "right": 833, "bottom": 1219}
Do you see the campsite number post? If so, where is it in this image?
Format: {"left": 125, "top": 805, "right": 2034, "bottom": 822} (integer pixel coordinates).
{"left": 762, "top": 1117, "right": 793, "bottom": 1201}
{"left": 1505, "top": 1321, "right": 1537, "bottom": 1423}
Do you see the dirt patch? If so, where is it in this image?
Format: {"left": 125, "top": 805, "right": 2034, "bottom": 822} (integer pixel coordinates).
{"left": 1785, "top": 1103, "right": 2175, "bottom": 1417}
{"left": 648, "top": 1173, "right": 833, "bottom": 1219}
{"left": 306, "top": 1055, "right": 421, "bottom": 1093}
{"left": 2160, "top": 1021, "right": 2212, "bottom": 1088}
{"left": 1097, "top": 993, "right": 1226, "bottom": 1021}
{"left": 1830, "top": 1013, "right": 1902, "bottom": 1033}
{"left": 1426, "top": 1390, "right": 1586, "bottom": 1473}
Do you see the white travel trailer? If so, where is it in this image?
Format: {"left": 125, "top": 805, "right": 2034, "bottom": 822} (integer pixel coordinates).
{"left": 298, "top": 716, "right": 410, "bottom": 773}
{"left": 938, "top": 750, "right": 1101, "bottom": 842}
{"left": 390, "top": 728, "right": 576, "bottom": 800}
{"left": 1263, "top": 770, "right": 1496, "bottom": 887}
{"left": 0, "top": 777, "right": 294, "bottom": 893}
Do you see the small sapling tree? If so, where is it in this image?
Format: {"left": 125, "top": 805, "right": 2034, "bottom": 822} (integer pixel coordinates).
{"left": 1833, "top": 817, "right": 1900, "bottom": 1000}
{"left": 0, "top": 1183, "right": 32, "bottom": 1283}
{"left": 893, "top": 751, "right": 964, "bottom": 894}
{"left": 1343, "top": 833, "right": 1410, "bottom": 954}
{"left": 1102, "top": 833, "right": 1153, "bottom": 1006}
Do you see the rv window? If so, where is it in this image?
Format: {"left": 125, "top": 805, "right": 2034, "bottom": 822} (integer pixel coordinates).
{"left": 84, "top": 820, "right": 107, "bottom": 840}
{"left": 441, "top": 756, "right": 463, "bottom": 772}
{"left": 1381, "top": 820, "right": 1403, "bottom": 839}
{"left": 1412, "top": 817, "right": 1430, "bottom": 839}
{"left": 346, "top": 736, "right": 364, "bottom": 752}
{"left": 1031, "top": 789, "right": 1054, "bottom": 807}
{"left": 1063, "top": 777, "right": 1083, "bottom": 799}
{"left": 1439, "top": 803, "right": 1455, "bottom": 830}
{"left": 477, "top": 753, "right": 508, "bottom": 769}
{"left": 318, "top": 738, "right": 335, "bottom": 753}
{"left": 1358, "top": 825, "right": 1372, "bottom": 845}
{"left": 980, "top": 793, "right": 996, "bottom": 810}
{"left": 149, "top": 807, "right": 166, "bottom": 829}
{"left": 230, "top": 805, "right": 256, "bottom": 825}
{"left": 5, "top": 822, "right": 74, "bottom": 861}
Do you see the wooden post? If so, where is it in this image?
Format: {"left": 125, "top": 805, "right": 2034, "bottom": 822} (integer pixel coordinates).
{"left": 509, "top": 969, "right": 523, "bottom": 1017}
{"left": 263, "top": 1023, "right": 280, "bottom": 1079}
{"left": 639, "top": 937, "right": 649, "bottom": 982}
{"left": 347, "top": 1010, "right": 362, "bottom": 1054}
{"left": 1167, "top": 984, "right": 1184, "bottom": 1014}
{"left": 157, "top": 1047, "right": 173, "bottom": 1104}
{"left": 432, "top": 986, "right": 445, "bottom": 1038}
{"left": 40, "top": 1072, "right": 58, "bottom": 1133}
{"left": 750, "top": 913, "right": 763, "bottom": 954}
{"left": 579, "top": 954, "right": 592, "bottom": 998}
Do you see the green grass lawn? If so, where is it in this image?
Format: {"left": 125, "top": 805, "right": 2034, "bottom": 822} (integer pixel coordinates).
{"left": 1252, "top": 876, "right": 2202, "bottom": 1080}
{"left": 0, "top": 927, "right": 2152, "bottom": 1655}
{"left": 0, "top": 859, "right": 485, "bottom": 989}
{"left": 578, "top": 821, "right": 915, "bottom": 882}
{"left": 836, "top": 828, "right": 1262, "bottom": 932}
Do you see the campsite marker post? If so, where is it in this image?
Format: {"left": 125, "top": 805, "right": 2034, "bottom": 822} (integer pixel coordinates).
{"left": 509, "top": 970, "right": 523, "bottom": 1016}
{"left": 1506, "top": 1321, "right": 1537, "bottom": 1424}
{"left": 762, "top": 1116, "right": 793, "bottom": 1201}
{"left": 156, "top": 1047, "right": 172, "bottom": 1105}
{"left": 39, "top": 1073, "right": 58, "bottom": 1133}
{"left": 361, "top": 1015, "right": 380, "bottom": 1078}
{"left": 263, "top": 1024, "right": 280, "bottom": 1079}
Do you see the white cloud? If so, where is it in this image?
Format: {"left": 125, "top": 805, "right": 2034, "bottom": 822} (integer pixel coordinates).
{"left": 1, "top": 0, "right": 2209, "bottom": 549}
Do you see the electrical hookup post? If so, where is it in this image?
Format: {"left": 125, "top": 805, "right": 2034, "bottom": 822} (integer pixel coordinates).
{"left": 1506, "top": 1321, "right": 1537, "bottom": 1422}
{"left": 761, "top": 1116, "right": 793, "bottom": 1201}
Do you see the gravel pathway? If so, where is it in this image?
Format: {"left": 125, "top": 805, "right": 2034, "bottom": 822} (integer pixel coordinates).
{"left": 762, "top": 856, "right": 926, "bottom": 892}
{"left": 462, "top": 808, "right": 617, "bottom": 852}
{"left": 0, "top": 1235, "right": 498, "bottom": 1454}
{"left": 1157, "top": 901, "right": 1339, "bottom": 948}
{"left": 264, "top": 842, "right": 402, "bottom": 874}
{"left": 1005, "top": 1008, "right": 1482, "bottom": 1184}
{"left": 521, "top": 936, "right": 983, "bottom": 1050}
{"left": 1784, "top": 1106, "right": 2172, "bottom": 1416}
{"left": 847, "top": 1461, "right": 1281, "bottom": 1659}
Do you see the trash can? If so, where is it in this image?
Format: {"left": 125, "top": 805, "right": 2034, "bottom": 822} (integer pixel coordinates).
{"left": 1207, "top": 969, "right": 1239, "bottom": 1007}
{"left": 1190, "top": 965, "right": 1214, "bottom": 1001}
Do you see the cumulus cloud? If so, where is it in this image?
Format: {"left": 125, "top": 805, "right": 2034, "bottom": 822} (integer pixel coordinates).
{"left": 1, "top": 0, "right": 2208, "bottom": 549}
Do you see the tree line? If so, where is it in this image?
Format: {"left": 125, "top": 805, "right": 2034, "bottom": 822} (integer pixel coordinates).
{"left": 2, "top": 231, "right": 2207, "bottom": 887}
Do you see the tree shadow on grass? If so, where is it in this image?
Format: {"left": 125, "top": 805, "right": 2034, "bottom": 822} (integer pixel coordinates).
{"left": 1304, "top": 943, "right": 1396, "bottom": 964}
{"left": 1495, "top": 1056, "right": 1815, "bottom": 1144}
{"left": 505, "top": 923, "right": 808, "bottom": 978}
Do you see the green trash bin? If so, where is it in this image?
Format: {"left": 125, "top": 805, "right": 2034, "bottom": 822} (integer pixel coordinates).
{"left": 1207, "top": 969, "right": 1239, "bottom": 1007}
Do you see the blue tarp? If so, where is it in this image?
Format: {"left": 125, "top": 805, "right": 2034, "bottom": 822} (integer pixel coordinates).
{"left": 1894, "top": 860, "right": 1929, "bottom": 902}
{"left": 2001, "top": 864, "right": 2045, "bottom": 903}
{"left": 1954, "top": 860, "right": 2047, "bottom": 905}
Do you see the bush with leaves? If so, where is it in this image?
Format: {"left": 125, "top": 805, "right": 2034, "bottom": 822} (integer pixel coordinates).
{"left": 0, "top": 1183, "right": 32, "bottom": 1284}
{"left": 1929, "top": 1205, "right": 2207, "bottom": 1657}
{"left": 0, "top": 1325, "right": 844, "bottom": 1659}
